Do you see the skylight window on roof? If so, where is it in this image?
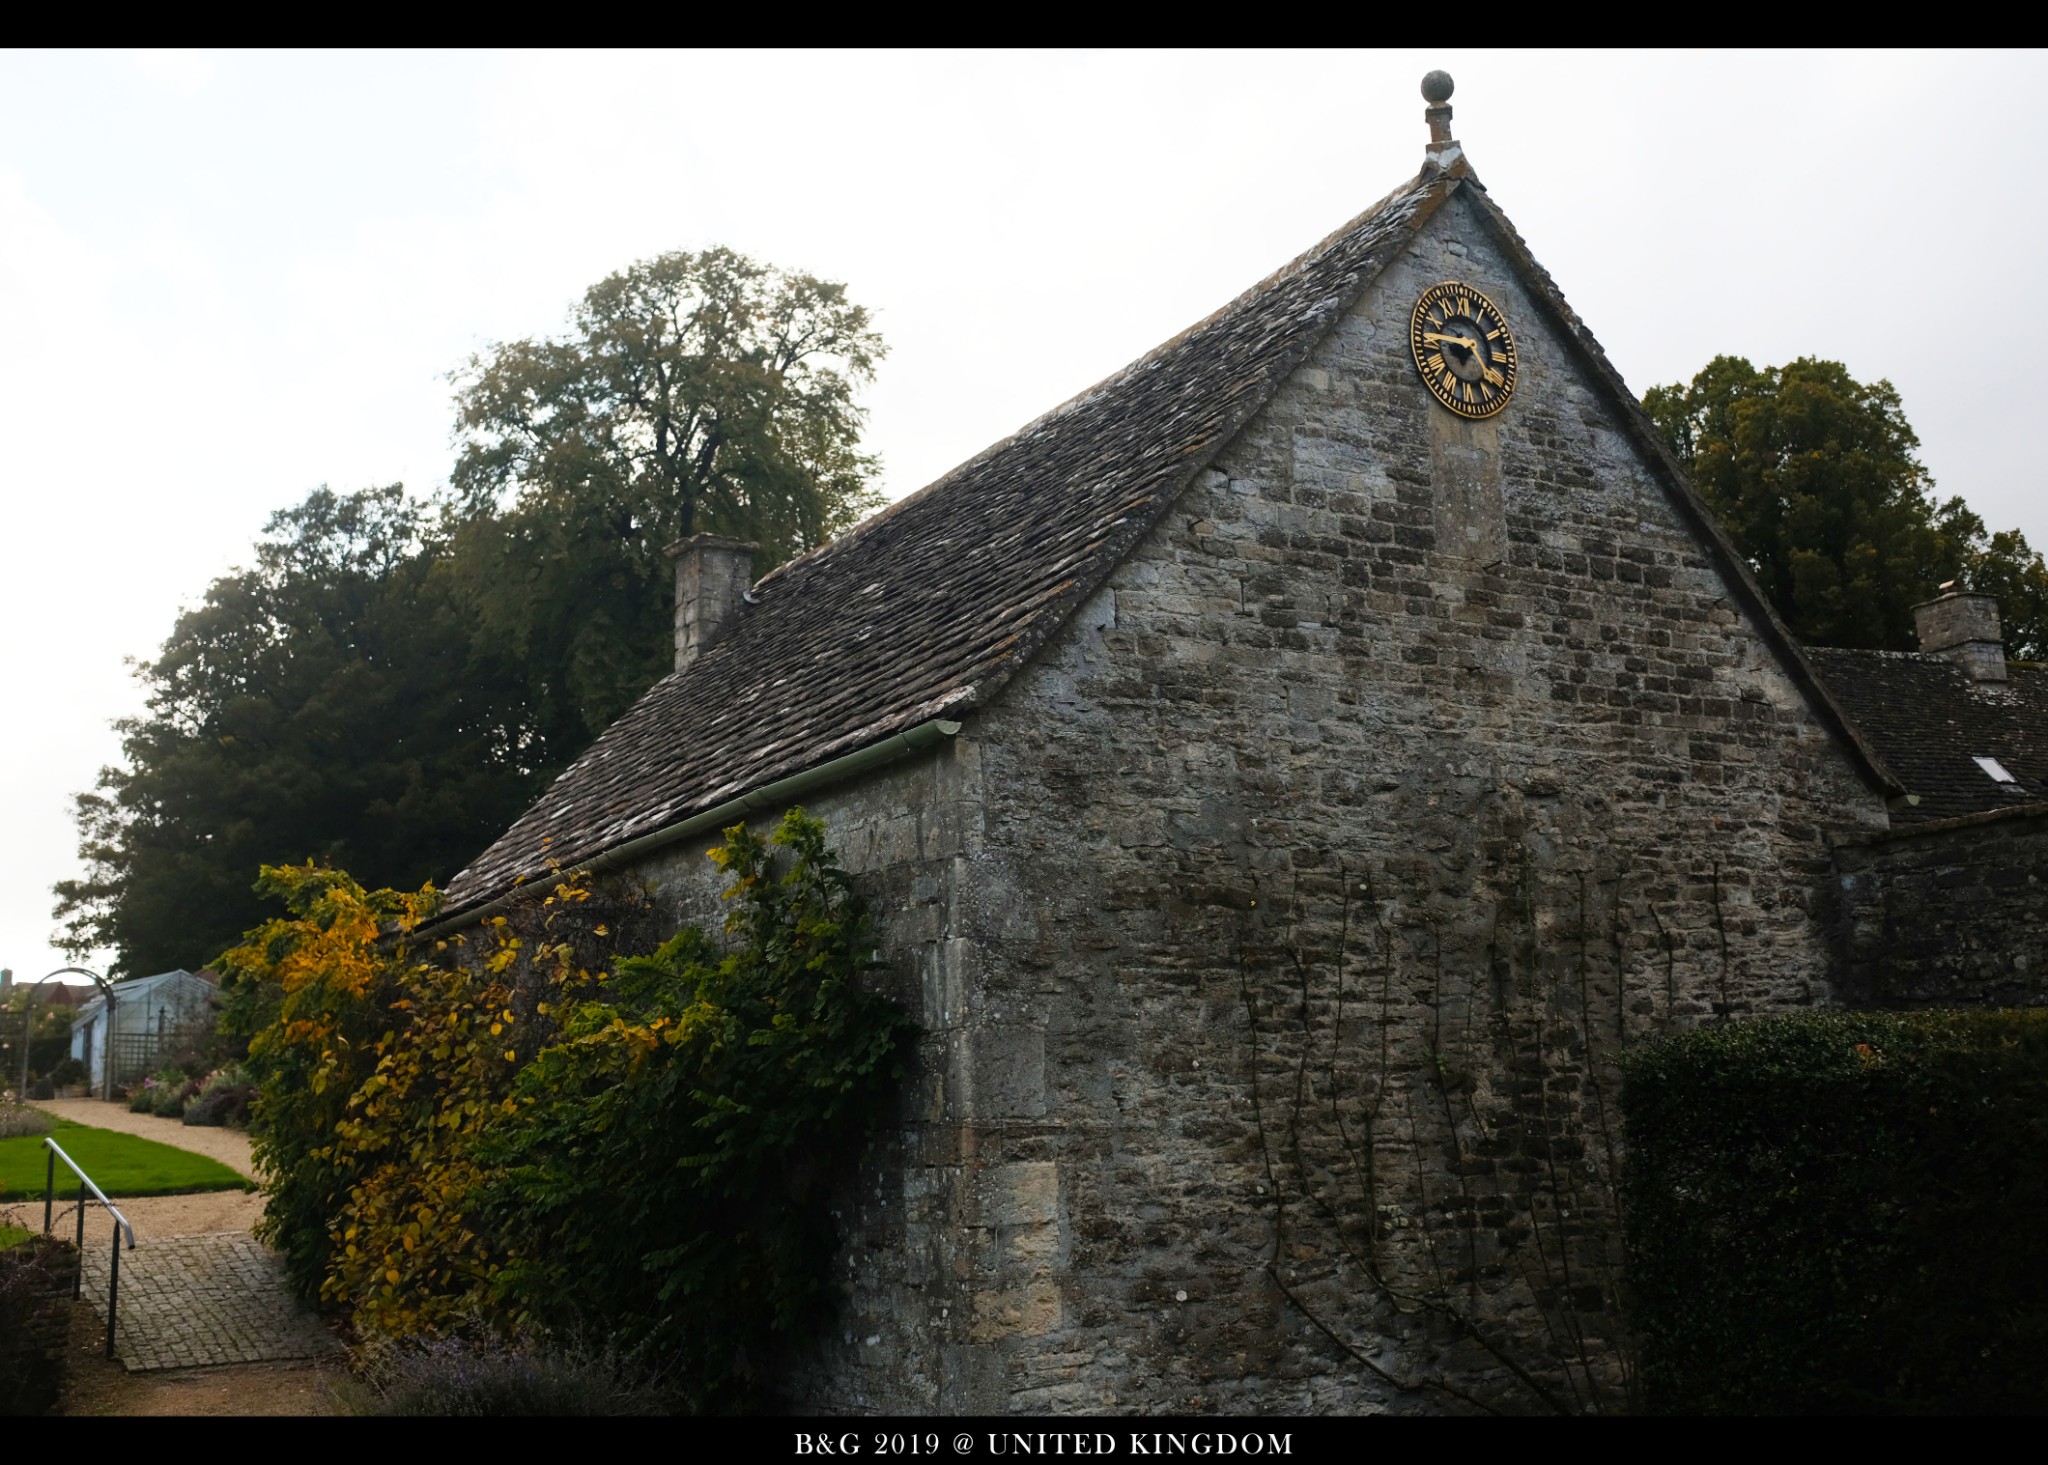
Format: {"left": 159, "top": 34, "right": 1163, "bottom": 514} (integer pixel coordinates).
{"left": 1973, "top": 755, "right": 2018, "bottom": 784}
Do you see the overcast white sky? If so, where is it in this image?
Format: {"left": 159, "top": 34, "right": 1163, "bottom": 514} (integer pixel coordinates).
{"left": 4, "top": 49, "right": 2044, "bottom": 988}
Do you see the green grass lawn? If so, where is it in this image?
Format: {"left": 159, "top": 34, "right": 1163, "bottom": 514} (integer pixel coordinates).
{"left": 0, "top": 1119, "right": 253, "bottom": 1202}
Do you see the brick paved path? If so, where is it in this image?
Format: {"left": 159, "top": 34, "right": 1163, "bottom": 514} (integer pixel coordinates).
{"left": 78, "top": 1231, "right": 340, "bottom": 1372}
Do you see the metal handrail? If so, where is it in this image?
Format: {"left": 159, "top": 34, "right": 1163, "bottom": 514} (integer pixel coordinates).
{"left": 41, "top": 1137, "right": 136, "bottom": 1359}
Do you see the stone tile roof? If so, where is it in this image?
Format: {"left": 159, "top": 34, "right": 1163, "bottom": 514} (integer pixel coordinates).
{"left": 440, "top": 174, "right": 1451, "bottom": 920}
{"left": 1806, "top": 648, "right": 2048, "bottom": 823}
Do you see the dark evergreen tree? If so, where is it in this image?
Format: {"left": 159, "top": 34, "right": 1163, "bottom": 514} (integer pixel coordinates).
{"left": 54, "top": 487, "right": 538, "bottom": 975}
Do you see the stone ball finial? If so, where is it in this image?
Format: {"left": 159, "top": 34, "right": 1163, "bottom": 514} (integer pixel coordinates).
{"left": 1421, "top": 70, "right": 1455, "bottom": 104}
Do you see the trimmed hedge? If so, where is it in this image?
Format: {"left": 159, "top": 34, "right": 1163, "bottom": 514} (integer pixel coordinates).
{"left": 1622, "top": 1010, "right": 2048, "bottom": 1414}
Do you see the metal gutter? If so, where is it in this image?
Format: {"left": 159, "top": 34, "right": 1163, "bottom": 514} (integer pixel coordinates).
{"left": 416, "top": 717, "right": 964, "bottom": 940}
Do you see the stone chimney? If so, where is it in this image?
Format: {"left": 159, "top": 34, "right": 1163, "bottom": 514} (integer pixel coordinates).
{"left": 667, "top": 534, "right": 758, "bottom": 674}
{"left": 1913, "top": 588, "right": 2007, "bottom": 683}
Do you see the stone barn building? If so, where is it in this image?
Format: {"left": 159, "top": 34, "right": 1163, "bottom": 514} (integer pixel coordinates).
{"left": 431, "top": 79, "right": 2012, "bottom": 1413}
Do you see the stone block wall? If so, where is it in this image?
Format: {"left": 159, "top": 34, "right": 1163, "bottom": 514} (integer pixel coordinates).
{"left": 1830, "top": 805, "right": 2048, "bottom": 1008}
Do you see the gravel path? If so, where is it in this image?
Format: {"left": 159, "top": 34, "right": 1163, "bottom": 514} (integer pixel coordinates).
{"left": 31, "top": 1097, "right": 257, "bottom": 1182}
{"left": 86, "top": 1189, "right": 267, "bottom": 1236}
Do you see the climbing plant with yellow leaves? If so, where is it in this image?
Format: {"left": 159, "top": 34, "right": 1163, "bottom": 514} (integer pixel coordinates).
{"left": 221, "top": 810, "right": 915, "bottom": 1408}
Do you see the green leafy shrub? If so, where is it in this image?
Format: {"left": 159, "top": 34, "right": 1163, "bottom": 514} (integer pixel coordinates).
{"left": 482, "top": 813, "right": 917, "bottom": 1408}
{"left": 0, "top": 1234, "right": 74, "bottom": 1415}
{"left": 1623, "top": 1010, "right": 2048, "bottom": 1414}
{"left": 220, "top": 866, "right": 442, "bottom": 1299}
{"left": 127, "top": 1071, "right": 185, "bottom": 1114}
{"left": 47, "top": 1059, "right": 85, "bottom": 1090}
{"left": 183, "top": 1066, "right": 255, "bottom": 1129}
{"left": 2, "top": 990, "right": 77, "bottom": 1090}
{"left": 147, "top": 1068, "right": 202, "bottom": 1119}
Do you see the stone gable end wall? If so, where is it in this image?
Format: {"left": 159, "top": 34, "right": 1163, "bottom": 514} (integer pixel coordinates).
{"left": 942, "top": 187, "right": 1889, "bottom": 1413}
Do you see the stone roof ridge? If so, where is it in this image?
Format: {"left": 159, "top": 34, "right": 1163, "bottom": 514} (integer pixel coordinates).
{"left": 438, "top": 169, "right": 1455, "bottom": 922}
{"left": 1812, "top": 646, "right": 2037, "bottom": 695}
{"left": 1831, "top": 646, "right": 1941, "bottom": 660}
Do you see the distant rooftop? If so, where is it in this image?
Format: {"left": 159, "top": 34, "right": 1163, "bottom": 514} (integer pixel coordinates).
{"left": 1807, "top": 649, "right": 2048, "bottom": 823}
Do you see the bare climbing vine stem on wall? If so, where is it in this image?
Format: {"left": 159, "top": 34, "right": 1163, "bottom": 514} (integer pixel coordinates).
{"left": 1234, "top": 903, "right": 1575, "bottom": 1415}
{"left": 1227, "top": 844, "right": 1655, "bottom": 1415}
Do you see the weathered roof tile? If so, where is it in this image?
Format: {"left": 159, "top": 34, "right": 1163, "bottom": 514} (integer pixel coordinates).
{"left": 1806, "top": 648, "right": 2048, "bottom": 822}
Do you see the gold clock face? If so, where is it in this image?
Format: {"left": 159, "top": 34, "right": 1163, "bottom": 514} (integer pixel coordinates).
{"left": 1409, "top": 281, "right": 1517, "bottom": 419}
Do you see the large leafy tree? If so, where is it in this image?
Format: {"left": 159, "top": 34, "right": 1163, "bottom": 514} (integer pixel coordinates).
{"left": 1645, "top": 356, "right": 2048, "bottom": 656}
{"left": 58, "top": 249, "right": 888, "bottom": 979}
{"left": 54, "top": 487, "right": 539, "bottom": 977}
{"left": 448, "top": 247, "right": 886, "bottom": 747}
